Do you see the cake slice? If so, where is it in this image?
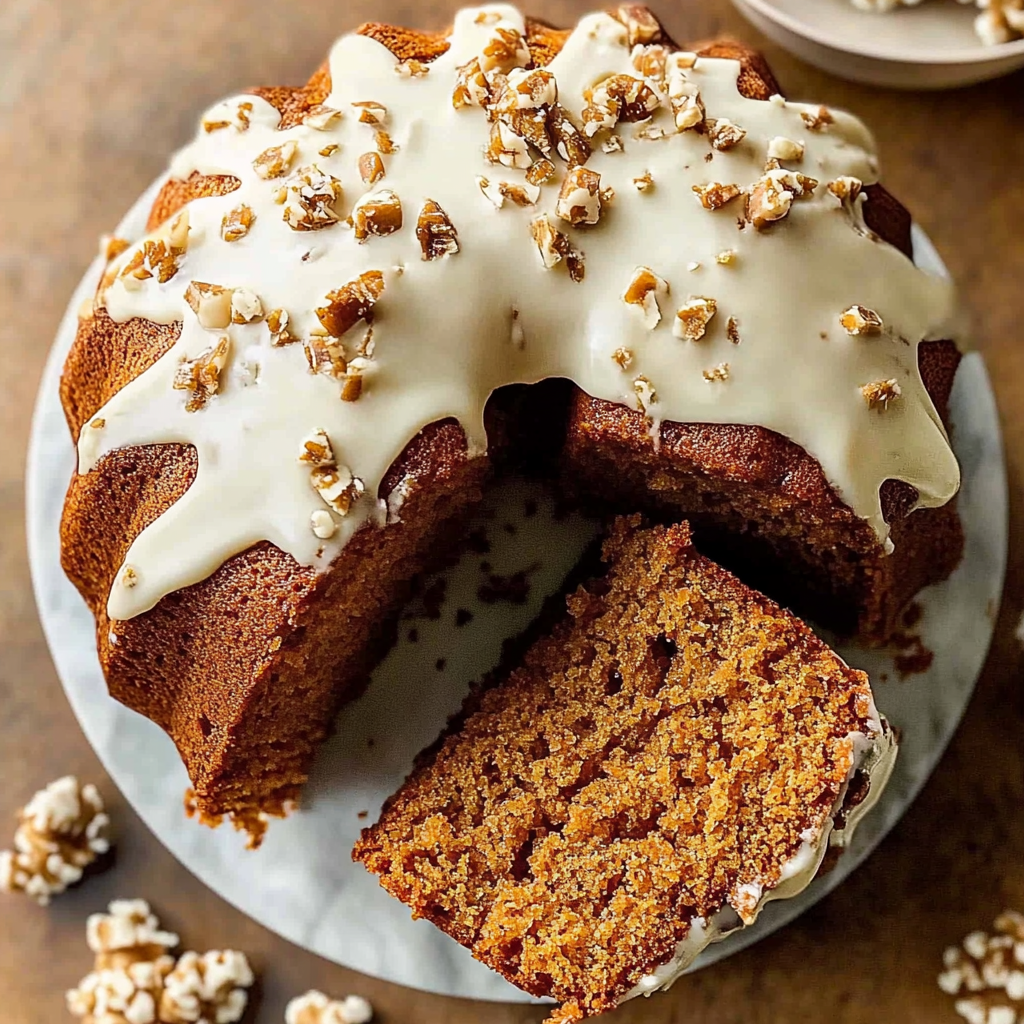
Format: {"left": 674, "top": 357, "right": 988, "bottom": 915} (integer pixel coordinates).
{"left": 354, "top": 516, "right": 897, "bottom": 1021}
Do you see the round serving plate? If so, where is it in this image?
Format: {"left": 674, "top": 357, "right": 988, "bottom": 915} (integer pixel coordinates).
{"left": 732, "top": 0, "right": 1024, "bottom": 88}
{"left": 27, "top": 177, "right": 1007, "bottom": 1003}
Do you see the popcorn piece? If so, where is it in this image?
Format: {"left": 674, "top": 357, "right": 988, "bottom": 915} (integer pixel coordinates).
{"left": 479, "top": 26, "right": 531, "bottom": 73}
{"left": 351, "top": 101, "right": 387, "bottom": 126}
{"left": 505, "top": 68, "right": 558, "bottom": 108}
{"left": 622, "top": 266, "right": 669, "bottom": 329}
{"left": 452, "top": 57, "right": 490, "bottom": 109}
{"left": 828, "top": 176, "right": 863, "bottom": 203}
{"left": 298, "top": 428, "right": 336, "bottom": 468}
{"left": 316, "top": 271, "right": 385, "bottom": 338}
{"left": 692, "top": 182, "right": 742, "bottom": 211}
{"left": 581, "top": 74, "right": 659, "bottom": 137}
{"left": 310, "top": 510, "right": 336, "bottom": 540}
{"left": 487, "top": 121, "right": 532, "bottom": 169}
{"left": 282, "top": 165, "right": 344, "bottom": 232}
{"left": 673, "top": 297, "right": 717, "bottom": 341}
{"left": 529, "top": 214, "right": 585, "bottom": 282}
{"left": 312, "top": 465, "right": 364, "bottom": 516}
{"left": 220, "top": 204, "right": 255, "bottom": 243}
{"left": 173, "top": 337, "right": 231, "bottom": 412}
{"left": 358, "top": 152, "right": 385, "bottom": 185}
{"left": 285, "top": 990, "right": 374, "bottom": 1024}
{"left": 861, "top": 378, "right": 902, "bottom": 410}
{"left": 351, "top": 189, "right": 403, "bottom": 242}
{"left": 158, "top": 949, "right": 254, "bottom": 1024}
{"left": 0, "top": 777, "right": 111, "bottom": 905}
{"left": 416, "top": 199, "right": 460, "bottom": 259}
{"left": 613, "top": 4, "right": 663, "bottom": 44}
{"left": 252, "top": 140, "right": 298, "bottom": 179}
{"left": 184, "top": 282, "right": 233, "bottom": 330}
{"left": 767, "top": 136, "right": 805, "bottom": 162}
{"left": 705, "top": 118, "right": 747, "bottom": 151}
{"left": 526, "top": 158, "right": 556, "bottom": 186}
{"left": 267, "top": 309, "right": 296, "bottom": 346}
{"left": 230, "top": 289, "right": 263, "bottom": 325}
{"left": 633, "top": 170, "right": 654, "bottom": 191}
{"left": 703, "top": 362, "right": 730, "bottom": 382}
{"left": 556, "top": 166, "right": 605, "bottom": 226}
{"left": 477, "top": 176, "right": 540, "bottom": 208}
{"left": 801, "top": 105, "right": 834, "bottom": 131}
{"left": 303, "top": 104, "right": 343, "bottom": 130}
{"left": 87, "top": 899, "right": 179, "bottom": 967}
{"left": 840, "top": 304, "right": 884, "bottom": 336}
{"left": 67, "top": 956, "right": 175, "bottom": 1024}
{"left": 394, "top": 59, "right": 430, "bottom": 78}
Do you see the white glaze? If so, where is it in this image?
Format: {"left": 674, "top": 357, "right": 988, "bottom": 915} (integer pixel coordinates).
{"left": 78, "top": 5, "right": 961, "bottom": 621}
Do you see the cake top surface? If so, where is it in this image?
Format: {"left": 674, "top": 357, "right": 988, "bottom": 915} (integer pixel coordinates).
{"left": 79, "top": 3, "right": 961, "bottom": 620}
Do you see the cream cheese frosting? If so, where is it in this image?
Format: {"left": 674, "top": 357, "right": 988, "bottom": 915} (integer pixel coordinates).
{"left": 79, "top": 4, "right": 961, "bottom": 621}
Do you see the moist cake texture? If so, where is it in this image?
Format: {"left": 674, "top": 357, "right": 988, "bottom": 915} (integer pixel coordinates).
{"left": 354, "top": 517, "right": 896, "bottom": 1021}
{"left": 59, "top": 3, "right": 957, "bottom": 838}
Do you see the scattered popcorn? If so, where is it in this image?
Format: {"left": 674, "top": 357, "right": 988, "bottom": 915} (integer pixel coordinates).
{"left": 416, "top": 199, "right": 460, "bottom": 259}
{"left": 285, "top": 990, "right": 374, "bottom": 1024}
{"left": 673, "top": 296, "right": 718, "bottom": 341}
{"left": 173, "top": 337, "right": 231, "bottom": 412}
{"left": 159, "top": 950, "right": 254, "bottom": 1024}
{"left": 939, "top": 912, "right": 1024, "bottom": 1024}
{"left": 622, "top": 266, "right": 669, "bottom": 329}
{"left": 840, "top": 304, "right": 884, "bottom": 336}
{"left": 0, "top": 777, "right": 110, "bottom": 905}
{"left": 861, "top": 378, "right": 902, "bottom": 410}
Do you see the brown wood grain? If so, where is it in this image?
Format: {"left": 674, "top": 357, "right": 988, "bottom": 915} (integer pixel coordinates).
{"left": 0, "top": 1, "right": 1022, "bottom": 1022}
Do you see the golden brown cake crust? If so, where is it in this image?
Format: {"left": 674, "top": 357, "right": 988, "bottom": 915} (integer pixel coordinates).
{"left": 59, "top": 7, "right": 961, "bottom": 837}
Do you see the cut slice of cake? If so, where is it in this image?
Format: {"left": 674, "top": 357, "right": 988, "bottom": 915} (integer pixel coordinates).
{"left": 354, "top": 516, "right": 897, "bottom": 1021}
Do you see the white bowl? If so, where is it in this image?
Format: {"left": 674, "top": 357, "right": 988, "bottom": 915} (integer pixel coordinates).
{"left": 732, "top": 0, "right": 1024, "bottom": 88}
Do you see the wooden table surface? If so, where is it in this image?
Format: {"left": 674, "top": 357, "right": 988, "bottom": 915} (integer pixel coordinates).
{"left": 1, "top": 2, "right": 1022, "bottom": 1021}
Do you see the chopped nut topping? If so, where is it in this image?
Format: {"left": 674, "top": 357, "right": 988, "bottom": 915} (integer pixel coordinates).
{"left": 477, "top": 176, "right": 540, "bottom": 208}
{"left": 726, "top": 315, "right": 741, "bottom": 343}
{"left": 285, "top": 991, "right": 374, "bottom": 1024}
{"left": 692, "top": 182, "right": 742, "bottom": 210}
{"left": 319, "top": 143, "right": 340, "bottom": 157}
{"left": 633, "top": 170, "right": 654, "bottom": 191}
{"left": 359, "top": 152, "right": 386, "bottom": 185}
{"left": 602, "top": 134, "right": 625, "bottom": 154}
{"left": 526, "top": 158, "right": 557, "bottom": 186}
{"left": 612, "top": 347, "right": 634, "bottom": 370}
{"left": 801, "top": 105, "right": 834, "bottom": 131}
{"left": 546, "top": 104, "right": 592, "bottom": 166}
{"left": 862, "top": 378, "right": 901, "bottom": 410}
{"left": 556, "top": 166, "right": 605, "bottom": 226}
{"left": 395, "top": 59, "right": 430, "bottom": 78}
{"left": 351, "top": 189, "right": 403, "bottom": 242}
{"left": 303, "top": 104, "right": 343, "bottom": 130}
{"left": 298, "top": 428, "right": 335, "bottom": 467}
{"left": 705, "top": 118, "right": 747, "bottom": 151}
{"left": 316, "top": 271, "right": 385, "bottom": 338}
{"left": 703, "top": 362, "right": 730, "bottom": 382}
{"left": 352, "top": 101, "right": 387, "bottom": 126}
{"left": 417, "top": 199, "right": 460, "bottom": 259}
{"left": 282, "top": 164, "right": 344, "bottom": 231}
{"left": 375, "top": 130, "right": 398, "bottom": 155}
{"left": 184, "top": 282, "right": 233, "bottom": 330}
{"left": 582, "top": 74, "right": 659, "bottom": 137}
{"left": 340, "top": 365, "right": 365, "bottom": 401}
{"left": 486, "top": 120, "right": 532, "bottom": 169}
{"left": 673, "top": 296, "right": 717, "bottom": 341}
{"left": 479, "top": 26, "right": 531, "bottom": 73}
{"left": 252, "top": 140, "right": 299, "bottom": 179}
{"left": 828, "top": 175, "right": 863, "bottom": 202}
{"left": 220, "top": 204, "right": 255, "bottom": 242}
{"left": 632, "top": 119, "right": 667, "bottom": 141}
{"left": 231, "top": 288, "right": 264, "bottom": 324}
{"left": 267, "top": 309, "right": 296, "bottom": 346}
{"left": 840, "top": 304, "right": 884, "bottom": 335}
{"left": 119, "top": 237, "right": 185, "bottom": 288}
{"left": 623, "top": 266, "right": 669, "bottom": 329}
{"left": 452, "top": 57, "right": 490, "bottom": 109}
{"left": 202, "top": 100, "right": 253, "bottom": 133}
{"left": 746, "top": 168, "right": 817, "bottom": 230}
{"left": 631, "top": 43, "right": 670, "bottom": 81}
{"left": 614, "top": 5, "right": 663, "bottom": 45}
{"left": 715, "top": 249, "right": 737, "bottom": 265}
{"left": 529, "top": 213, "right": 585, "bottom": 281}
{"left": 173, "top": 337, "right": 231, "bottom": 412}
{"left": 310, "top": 510, "right": 336, "bottom": 540}
{"left": 667, "top": 70, "right": 704, "bottom": 131}
{"left": 101, "top": 236, "right": 131, "bottom": 262}
{"left": 90, "top": 418, "right": 106, "bottom": 430}
{"left": 0, "top": 776, "right": 111, "bottom": 905}
{"left": 633, "top": 374, "right": 657, "bottom": 417}
{"left": 475, "top": 9, "right": 501, "bottom": 24}
{"left": 312, "top": 465, "right": 364, "bottom": 516}
{"left": 159, "top": 950, "right": 254, "bottom": 1024}
{"left": 505, "top": 67, "right": 557, "bottom": 108}
{"left": 767, "top": 136, "right": 805, "bottom": 162}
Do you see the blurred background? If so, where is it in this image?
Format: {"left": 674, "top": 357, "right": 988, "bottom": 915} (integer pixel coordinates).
{"left": 1, "top": 1, "right": 1022, "bottom": 1022}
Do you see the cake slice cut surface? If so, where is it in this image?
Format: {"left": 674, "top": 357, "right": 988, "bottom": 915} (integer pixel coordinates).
{"left": 354, "top": 516, "right": 897, "bottom": 1021}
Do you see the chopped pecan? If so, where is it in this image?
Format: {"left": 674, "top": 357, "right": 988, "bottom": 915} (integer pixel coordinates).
{"left": 252, "top": 141, "right": 298, "bottom": 179}
{"left": 316, "top": 271, "right": 385, "bottom": 337}
{"left": 840, "top": 305, "right": 883, "bottom": 335}
{"left": 303, "top": 104, "right": 342, "bottom": 130}
{"left": 452, "top": 58, "right": 490, "bottom": 108}
{"left": 692, "top": 182, "right": 742, "bottom": 210}
{"left": 351, "top": 189, "right": 403, "bottom": 241}
{"left": 487, "top": 121, "right": 532, "bottom": 169}
{"left": 479, "top": 26, "right": 531, "bottom": 73}
{"left": 614, "top": 5, "right": 663, "bottom": 45}
{"left": 623, "top": 266, "right": 669, "bottom": 329}
{"left": 801, "top": 105, "right": 834, "bottom": 131}
{"left": 417, "top": 200, "right": 460, "bottom": 259}
{"left": 581, "top": 74, "right": 659, "bottom": 137}
{"left": 556, "top": 166, "right": 605, "bottom": 226}
{"left": 351, "top": 101, "right": 387, "bottom": 125}
{"left": 358, "top": 152, "right": 386, "bottom": 185}
{"left": 220, "top": 204, "right": 255, "bottom": 242}
{"left": 705, "top": 118, "right": 747, "bottom": 151}
{"left": 702, "top": 362, "right": 730, "bottom": 382}
{"left": 526, "top": 158, "right": 557, "bottom": 186}
{"left": 266, "top": 309, "right": 296, "bottom": 346}
{"left": 282, "top": 165, "right": 343, "bottom": 232}
{"left": 477, "top": 176, "right": 540, "bottom": 208}
{"left": 530, "top": 213, "right": 585, "bottom": 281}
{"left": 861, "top": 378, "right": 901, "bottom": 410}
{"left": 767, "top": 136, "right": 805, "bottom": 162}
{"left": 184, "top": 282, "right": 233, "bottom": 329}
{"left": 173, "top": 337, "right": 231, "bottom": 412}
{"left": 546, "top": 104, "right": 591, "bottom": 166}
{"left": 673, "top": 296, "right": 717, "bottom": 341}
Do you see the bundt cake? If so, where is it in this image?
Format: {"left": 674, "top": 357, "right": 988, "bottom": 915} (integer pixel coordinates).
{"left": 354, "top": 516, "right": 898, "bottom": 1021}
{"left": 59, "top": 3, "right": 962, "bottom": 843}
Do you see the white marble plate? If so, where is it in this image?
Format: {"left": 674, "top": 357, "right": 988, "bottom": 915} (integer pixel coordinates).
{"left": 27, "top": 178, "right": 1007, "bottom": 1003}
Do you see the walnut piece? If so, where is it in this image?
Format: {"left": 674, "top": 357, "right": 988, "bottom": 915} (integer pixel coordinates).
{"left": 613, "top": 4, "right": 663, "bottom": 44}
{"left": 374, "top": 130, "right": 398, "bottom": 155}
{"left": 505, "top": 68, "right": 557, "bottom": 108}
{"left": 159, "top": 950, "right": 254, "bottom": 1024}
{"left": 252, "top": 140, "right": 298, "bottom": 179}
{"left": 526, "top": 158, "right": 557, "bottom": 186}
{"left": 840, "top": 304, "right": 884, "bottom": 336}
{"left": 556, "top": 166, "right": 605, "bottom": 226}
{"left": 529, "top": 214, "right": 585, "bottom": 282}
{"left": 282, "top": 165, "right": 344, "bottom": 232}
{"left": 358, "top": 152, "right": 385, "bottom": 185}
{"left": 582, "top": 74, "right": 659, "bottom": 137}
{"left": 479, "top": 26, "right": 531, "bottom": 73}
{"left": 184, "top": 282, "right": 233, "bottom": 330}
{"left": 861, "top": 378, "right": 902, "bottom": 410}
{"left": 622, "top": 266, "right": 669, "bottom": 329}
{"left": 298, "top": 428, "right": 336, "bottom": 467}
{"left": 746, "top": 168, "right": 817, "bottom": 230}
{"left": 351, "top": 189, "right": 403, "bottom": 242}
{"left": 285, "top": 990, "right": 374, "bottom": 1024}
{"left": 316, "top": 272, "right": 385, "bottom": 338}
{"left": 303, "top": 104, "right": 343, "bottom": 130}
{"left": 486, "top": 121, "right": 532, "bottom": 169}
{"left": 312, "top": 465, "right": 365, "bottom": 516}
{"left": 220, "top": 204, "right": 255, "bottom": 243}
{"left": 0, "top": 777, "right": 110, "bottom": 905}
{"left": 546, "top": 104, "right": 592, "bottom": 167}
{"left": 477, "top": 176, "right": 540, "bottom": 208}
{"left": 394, "top": 59, "right": 430, "bottom": 78}
{"left": 173, "top": 337, "right": 231, "bottom": 412}
{"left": 828, "top": 176, "right": 863, "bottom": 203}
{"left": 452, "top": 57, "right": 490, "bottom": 109}
{"left": 351, "top": 101, "right": 387, "bottom": 126}
{"left": 801, "top": 105, "right": 834, "bottom": 131}
{"left": 230, "top": 288, "right": 263, "bottom": 324}
{"left": 692, "top": 182, "right": 742, "bottom": 211}
{"left": 673, "top": 296, "right": 717, "bottom": 341}
{"left": 267, "top": 309, "right": 296, "bottom": 346}
{"left": 705, "top": 118, "right": 747, "bottom": 151}
{"left": 416, "top": 200, "right": 460, "bottom": 260}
